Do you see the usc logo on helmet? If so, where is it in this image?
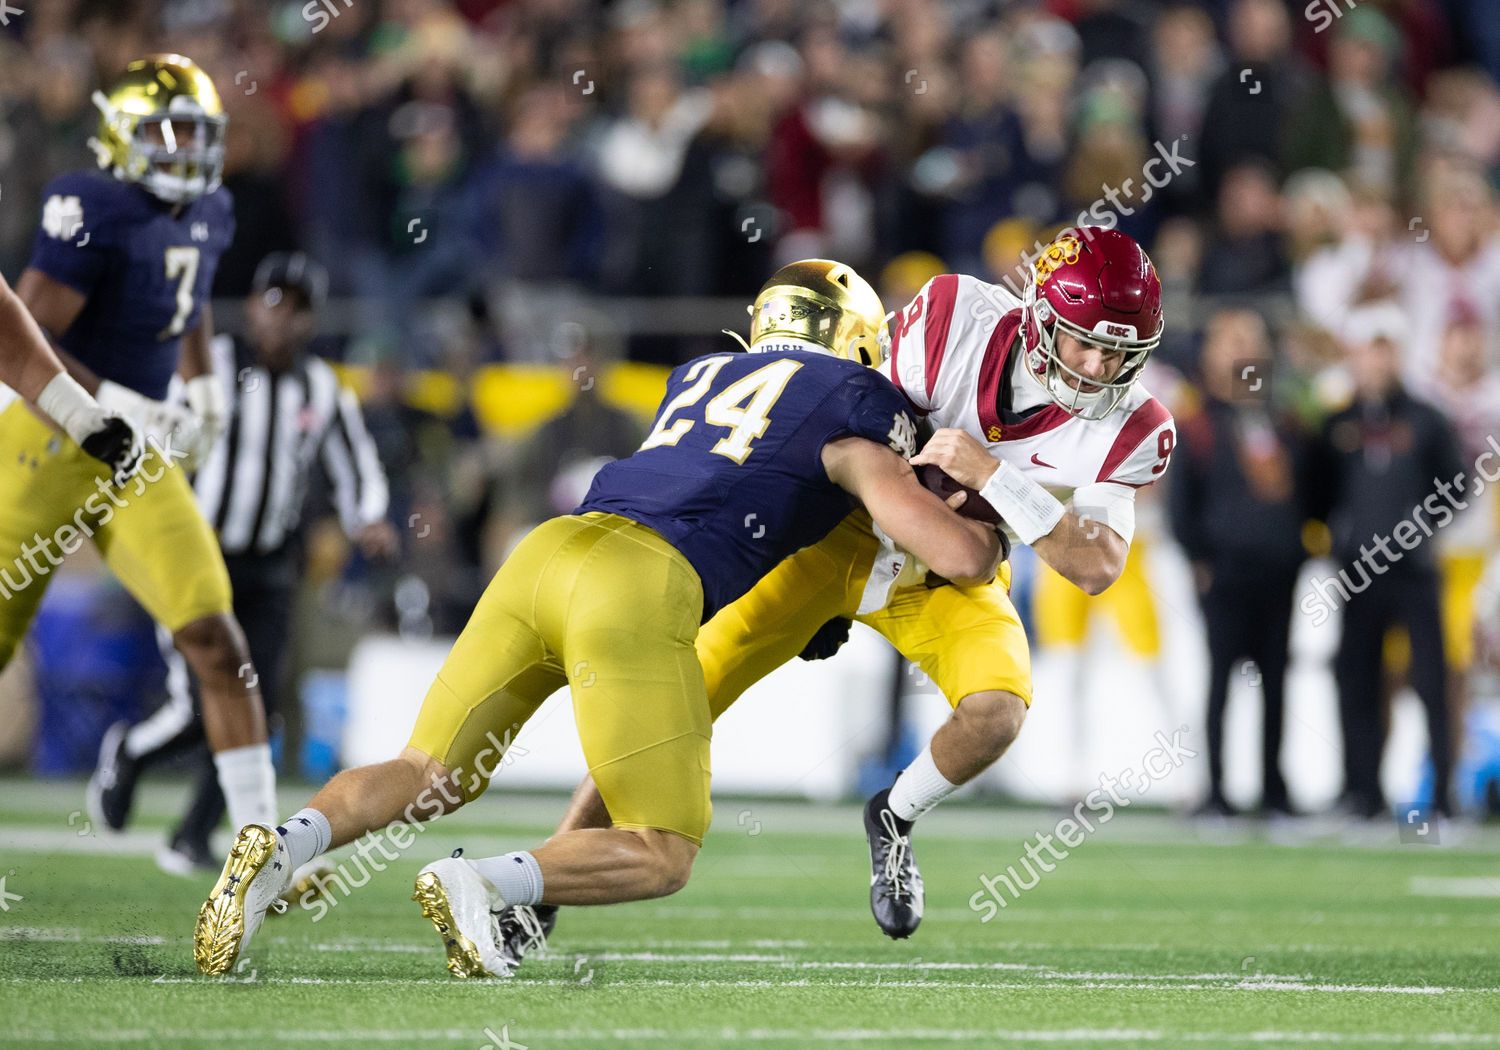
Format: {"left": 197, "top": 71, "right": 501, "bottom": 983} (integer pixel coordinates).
{"left": 1033, "top": 234, "right": 1082, "bottom": 286}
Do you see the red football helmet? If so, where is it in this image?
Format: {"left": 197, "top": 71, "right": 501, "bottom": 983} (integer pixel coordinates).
{"left": 1020, "top": 227, "right": 1163, "bottom": 420}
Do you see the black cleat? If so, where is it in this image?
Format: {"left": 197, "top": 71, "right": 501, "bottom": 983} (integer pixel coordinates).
{"left": 863, "top": 789, "right": 923, "bottom": 940}
{"left": 494, "top": 904, "right": 558, "bottom": 969}
{"left": 86, "top": 721, "right": 140, "bottom": 833}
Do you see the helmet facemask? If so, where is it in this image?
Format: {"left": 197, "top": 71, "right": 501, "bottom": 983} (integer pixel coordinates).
{"left": 90, "top": 56, "right": 228, "bottom": 206}
{"left": 93, "top": 91, "right": 227, "bottom": 204}
{"left": 1022, "top": 277, "right": 1156, "bottom": 421}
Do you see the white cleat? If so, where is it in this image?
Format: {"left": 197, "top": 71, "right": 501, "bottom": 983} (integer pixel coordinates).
{"left": 193, "top": 824, "right": 291, "bottom": 976}
{"left": 412, "top": 856, "right": 512, "bottom": 978}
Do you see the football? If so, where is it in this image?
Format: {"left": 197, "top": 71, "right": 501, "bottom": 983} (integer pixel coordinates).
{"left": 915, "top": 462, "right": 1004, "bottom": 526}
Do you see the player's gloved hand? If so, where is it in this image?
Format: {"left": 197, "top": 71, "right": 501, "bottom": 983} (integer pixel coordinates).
{"left": 35, "top": 371, "right": 143, "bottom": 485}
{"left": 97, "top": 378, "right": 196, "bottom": 453}
{"left": 798, "top": 617, "right": 852, "bottom": 661}
{"left": 183, "top": 373, "right": 228, "bottom": 463}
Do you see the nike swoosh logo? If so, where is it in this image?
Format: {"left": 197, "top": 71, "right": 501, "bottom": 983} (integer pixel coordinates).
{"left": 1029, "top": 453, "right": 1056, "bottom": 469}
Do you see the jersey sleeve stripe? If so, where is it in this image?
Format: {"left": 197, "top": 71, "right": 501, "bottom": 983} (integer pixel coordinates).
{"left": 887, "top": 307, "right": 913, "bottom": 407}
{"left": 922, "top": 274, "right": 960, "bottom": 400}
{"left": 1096, "top": 398, "right": 1171, "bottom": 482}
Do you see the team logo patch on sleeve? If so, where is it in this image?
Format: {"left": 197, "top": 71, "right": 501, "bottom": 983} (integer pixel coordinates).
{"left": 888, "top": 413, "right": 917, "bottom": 458}
{"left": 42, "top": 195, "right": 85, "bottom": 241}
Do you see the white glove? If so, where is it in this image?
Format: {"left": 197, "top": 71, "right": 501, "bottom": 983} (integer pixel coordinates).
{"left": 96, "top": 377, "right": 218, "bottom": 469}
{"left": 36, "top": 372, "right": 143, "bottom": 485}
{"left": 184, "top": 373, "right": 229, "bottom": 464}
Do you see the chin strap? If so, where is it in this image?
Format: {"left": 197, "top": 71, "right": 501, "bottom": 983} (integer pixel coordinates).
{"left": 721, "top": 329, "right": 751, "bottom": 352}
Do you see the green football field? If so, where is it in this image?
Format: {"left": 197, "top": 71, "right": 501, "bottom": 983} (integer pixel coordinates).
{"left": 2, "top": 779, "right": 1499, "bottom": 1049}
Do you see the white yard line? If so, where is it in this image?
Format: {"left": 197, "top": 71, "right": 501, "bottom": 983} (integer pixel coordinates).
{"left": 2, "top": 929, "right": 1493, "bottom": 996}
{"left": 10, "top": 1027, "right": 1500, "bottom": 1044}
{"left": 4, "top": 973, "right": 1492, "bottom": 996}
{"left": 1410, "top": 876, "right": 1500, "bottom": 898}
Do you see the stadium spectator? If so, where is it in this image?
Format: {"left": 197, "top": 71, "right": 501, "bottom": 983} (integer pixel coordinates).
{"left": 935, "top": 29, "right": 1035, "bottom": 274}
{"left": 1196, "top": 0, "right": 1306, "bottom": 203}
{"left": 1306, "top": 304, "right": 1464, "bottom": 820}
{"left": 1195, "top": 159, "right": 1289, "bottom": 295}
{"left": 1296, "top": 161, "right": 1500, "bottom": 385}
{"left": 594, "top": 64, "right": 714, "bottom": 295}
{"left": 1283, "top": 8, "right": 1419, "bottom": 206}
{"left": 1170, "top": 309, "right": 1308, "bottom": 817}
{"left": 472, "top": 84, "right": 599, "bottom": 287}
{"left": 1145, "top": 3, "right": 1220, "bottom": 212}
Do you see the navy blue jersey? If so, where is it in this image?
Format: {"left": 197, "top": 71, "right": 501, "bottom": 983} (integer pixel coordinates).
{"left": 580, "top": 349, "right": 918, "bottom": 620}
{"left": 27, "top": 170, "right": 235, "bottom": 401}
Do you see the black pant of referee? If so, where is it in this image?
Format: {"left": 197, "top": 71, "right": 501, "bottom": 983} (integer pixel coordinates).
{"left": 1333, "top": 562, "right": 1452, "bottom": 818}
{"left": 124, "top": 551, "right": 295, "bottom": 866}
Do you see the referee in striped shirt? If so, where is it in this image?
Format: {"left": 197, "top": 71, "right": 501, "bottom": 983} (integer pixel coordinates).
{"left": 88, "top": 252, "right": 397, "bottom": 874}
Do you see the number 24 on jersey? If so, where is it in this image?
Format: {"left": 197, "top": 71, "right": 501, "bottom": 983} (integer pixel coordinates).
{"left": 640, "top": 356, "right": 803, "bottom": 464}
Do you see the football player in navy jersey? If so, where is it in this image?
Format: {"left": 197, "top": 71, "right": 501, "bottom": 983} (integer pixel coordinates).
{"left": 0, "top": 57, "right": 279, "bottom": 856}
{"left": 192, "top": 260, "right": 1004, "bottom": 979}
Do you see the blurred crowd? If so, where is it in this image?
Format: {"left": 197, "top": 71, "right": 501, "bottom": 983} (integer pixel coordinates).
{"left": 3, "top": 0, "right": 1500, "bottom": 813}
{"left": 1, "top": 0, "right": 1497, "bottom": 361}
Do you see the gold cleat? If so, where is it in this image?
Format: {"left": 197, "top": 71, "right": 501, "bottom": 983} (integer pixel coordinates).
{"left": 193, "top": 823, "right": 284, "bottom": 976}
{"left": 412, "top": 858, "right": 510, "bottom": 979}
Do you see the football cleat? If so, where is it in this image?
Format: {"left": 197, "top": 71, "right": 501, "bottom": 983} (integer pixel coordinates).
{"left": 193, "top": 824, "right": 290, "bottom": 976}
{"left": 412, "top": 857, "right": 513, "bottom": 978}
{"left": 86, "top": 721, "right": 139, "bottom": 834}
{"left": 494, "top": 903, "right": 558, "bottom": 969}
{"left": 863, "top": 790, "right": 924, "bottom": 940}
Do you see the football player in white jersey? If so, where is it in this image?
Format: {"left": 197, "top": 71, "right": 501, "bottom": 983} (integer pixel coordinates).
{"left": 489, "top": 229, "right": 1174, "bottom": 962}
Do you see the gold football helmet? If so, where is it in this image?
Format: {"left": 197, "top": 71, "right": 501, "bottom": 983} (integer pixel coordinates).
{"left": 744, "top": 259, "right": 890, "bottom": 367}
{"left": 90, "top": 54, "right": 226, "bottom": 204}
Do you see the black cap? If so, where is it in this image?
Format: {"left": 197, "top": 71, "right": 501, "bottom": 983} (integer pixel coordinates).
{"left": 252, "top": 251, "right": 329, "bottom": 311}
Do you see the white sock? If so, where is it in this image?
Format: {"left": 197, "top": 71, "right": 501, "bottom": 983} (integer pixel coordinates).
{"left": 472, "top": 851, "right": 544, "bottom": 906}
{"left": 888, "top": 745, "right": 960, "bottom": 822}
{"left": 213, "top": 743, "right": 277, "bottom": 831}
{"left": 277, "top": 808, "right": 333, "bottom": 871}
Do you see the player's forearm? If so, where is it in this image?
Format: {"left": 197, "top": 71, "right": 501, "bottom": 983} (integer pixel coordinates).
{"left": 1031, "top": 514, "right": 1127, "bottom": 595}
{"left": 943, "top": 520, "right": 1004, "bottom": 587}
{"left": 53, "top": 346, "right": 103, "bottom": 394}
{"left": 0, "top": 280, "right": 68, "bottom": 401}
{"left": 177, "top": 308, "right": 213, "bottom": 380}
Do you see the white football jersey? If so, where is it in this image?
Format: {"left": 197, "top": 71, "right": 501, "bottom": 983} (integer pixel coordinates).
{"left": 858, "top": 274, "right": 1175, "bottom": 611}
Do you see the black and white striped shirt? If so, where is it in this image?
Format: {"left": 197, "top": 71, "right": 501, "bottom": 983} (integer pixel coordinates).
{"left": 192, "top": 335, "right": 389, "bottom": 556}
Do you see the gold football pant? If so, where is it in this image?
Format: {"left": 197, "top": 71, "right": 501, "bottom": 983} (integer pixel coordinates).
{"left": 1033, "top": 534, "right": 1161, "bottom": 658}
{"left": 696, "top": 510, "right": 1031, "bottom": 720}
{"left": 0, "top": 401, "right": 232, "bottom": 665}
{"left": 408, "top": 513, "right": 713, "bottom": 844}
